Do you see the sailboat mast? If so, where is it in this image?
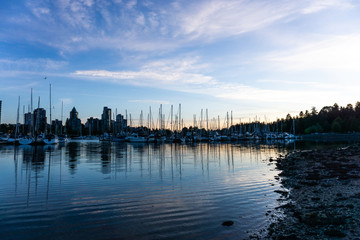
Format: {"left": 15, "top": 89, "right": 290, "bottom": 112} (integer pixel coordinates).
{"left": 61, "top": 101, "right": 63, "bottom": 134}
{"left": 206, "top": 108, "right": 208, "bottom": 131}
{"left": 49, "top": 83, "right": 52, "bottom": 134}
{"left": 149, "top": 106, "right": 152, "bottom": 130}
{"left": 179, "top": 104, "right": 181, "bottom": 131}
{"left": 31, "top": 88, "right": 34, "bottom": 136}
{"left": 171, "top": 105, "right": 173, "bottom": 132}
{"left": 15, "top": 96, "right": 20, "bottom": 138}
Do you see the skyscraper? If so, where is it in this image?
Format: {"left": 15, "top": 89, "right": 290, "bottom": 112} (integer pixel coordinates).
{"left": 101, "top": 107, "right": 111, "bottom": 133}
{"left": 0, "top": 100, "right": 2, "bottom": 124}
{"left": 33, "top": 108, "right": 47, "bottom": 133}
{"left": 67, "top": 107, "right": 81, "bottom": 135}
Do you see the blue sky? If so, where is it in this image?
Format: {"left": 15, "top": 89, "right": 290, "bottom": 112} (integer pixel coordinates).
{"left": 1, "top": 0, "right": 360, "bottom": 126}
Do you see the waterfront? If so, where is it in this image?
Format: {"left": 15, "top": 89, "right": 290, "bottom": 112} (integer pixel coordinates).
{"left": 0, "top": 141, "right": 292, "bottom": 239}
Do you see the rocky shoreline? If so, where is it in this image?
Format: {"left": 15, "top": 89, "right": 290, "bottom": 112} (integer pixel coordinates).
{"left": 258, "top": 145, "right": 360, "bottom": 239}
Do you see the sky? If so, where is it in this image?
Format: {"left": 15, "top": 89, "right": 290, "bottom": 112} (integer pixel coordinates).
{"left": 1, "top": 0, "right": 360, "bottom": 126}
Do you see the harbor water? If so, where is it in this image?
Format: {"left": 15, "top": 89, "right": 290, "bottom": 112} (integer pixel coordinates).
{"left": 0, "top": 141, "right": 290, "bottom": 239}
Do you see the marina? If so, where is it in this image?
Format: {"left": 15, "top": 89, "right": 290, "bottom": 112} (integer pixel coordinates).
{"left": 0, "top": 141, "right": 290, "bottom": 239}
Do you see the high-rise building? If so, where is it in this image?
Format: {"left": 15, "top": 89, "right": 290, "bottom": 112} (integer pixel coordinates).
{"left": 115, "top": 114, "right": 127, "bottom": 133}
{"left": 101, "top": 107, "right": 111, "bottom": 133}
{"left": 33, "top": 108, "right": 47, "bottom": 133}
{"left": 67, "top": 107, "right": 81, "bottom": 135}
{"left": 24, "top": 112, "right": 33, "bottom": 134}
{"left": 86, "top": 117, "right": 100, "bottom": 135}
{"left": 51, "top": 119, "right": 63, "bottom": 134}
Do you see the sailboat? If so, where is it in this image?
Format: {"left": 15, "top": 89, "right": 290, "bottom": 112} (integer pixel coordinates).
{"left": 7, "top": 96, "right": 21, "bottom": 145}
{"left": 19, "top": 89, "right": 35, "bottom": 145}
{"left": 19, "top": 135, "right": 34, "bottom": 145}
{"left": 44, "top": 83, "right": 59, "bottom": 145}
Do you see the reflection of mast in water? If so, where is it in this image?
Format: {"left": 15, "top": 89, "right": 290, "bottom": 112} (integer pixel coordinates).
{"left": 14, "top": 146, "right": 18, "bottom": 194}
{"left": 60, "top": 146, "right": 62, "bottom": 183}
{"left": 218, "top": 144, "right": 221, "bottom": 167}
{"left": 46, "top": 147, "right": 52, "bottom": 203}
{"left": 226, "top": 144, "right": 230, "bottom": 171}
{"left": 170, "top": 144, "right": 174, "bottom": 182}
{"left": 206, "top": 143, "right": 210, "bottom": 179}
{"left": 158, "top": 144, "right": 165, "bottom": 180}
{"left": 200, "top": 144, "right": 204, "bottom": 176}
{"left": 148, "top": 144, "right": 152, "bottom": 178}
{"left": 180, "top": 144, "right": 183, "bottom": 180}
{"left": 231, "top": 144, "right": 234, "bottom": 171}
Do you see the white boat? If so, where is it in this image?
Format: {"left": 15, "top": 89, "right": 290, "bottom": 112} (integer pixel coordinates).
{"left": 35, "top": 134, "right": 45, "bottom": 144}
{"left": 147, "top": 134, "right": 156, "bottom": 143}
{"left": 43, "top": 134, "right": 59, "bottom": 145}
{"left": 6, "top": 136, "right": 19, "bottom": 145}
{"left": 19, "top": 136, "right": 34, "bottom": 145}
{"left": 125, "top": 133, "right": 147, "bottom": 143}
{"left": 58, "top": 135, "right": 68, "bottom": 143}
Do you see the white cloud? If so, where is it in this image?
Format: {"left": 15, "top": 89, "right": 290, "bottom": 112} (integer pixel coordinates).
{"left": 261, "top": 34, "right": 360, "bottom": 72}
{"left": 0, "top": 82, "right": 39, "bottom": 92}
{"left": 128, "top": 99, "right": 170, "bottom": 104}
{"left": 5, "top": 0, "right": 355, "bottom": 54}
{"left": 74, "top": 58, "right": 216, "bottom": 88}
{"left": 0, "top": 58, "right": 68, "bottom": 71}
{"left": 72, "top": 56, "right": 343, "bottom": 108}
{"left": 60, "top": 98, "right": 73, "bottom": 104}
{"left": 302, "top": 0, "right": 353, "bottom": 14}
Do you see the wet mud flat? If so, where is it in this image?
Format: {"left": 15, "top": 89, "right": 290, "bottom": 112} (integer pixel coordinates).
{"left": 264, "top": 145, "right": 360, "bottom": 239}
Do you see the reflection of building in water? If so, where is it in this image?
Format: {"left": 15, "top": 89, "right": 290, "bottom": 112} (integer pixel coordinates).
{"left": 101, "top": 142, "right": 111, "bottom": 174}
{"left": 67, "top": 142, "right": 79, "bottom": 174}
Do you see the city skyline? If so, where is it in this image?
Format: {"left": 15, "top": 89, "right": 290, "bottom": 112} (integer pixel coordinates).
{"left": 2, "top": 0, "right": 360, "bottom": 124}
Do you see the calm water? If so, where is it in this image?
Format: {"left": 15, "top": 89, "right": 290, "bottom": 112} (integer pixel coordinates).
{"left": 0, "top": 142, "right": 290, "bottom": 240}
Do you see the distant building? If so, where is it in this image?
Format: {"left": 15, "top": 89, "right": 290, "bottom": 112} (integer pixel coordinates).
{"left": 86, "top": 117, "right": 100, "bottom": 135}
{"left": 51, "top": 119, "right": 63, "bottom": 134}
{"left": 101, "top": 107, "right": 112, "bottom": 133}
{"left": 0, "top": 100, "right": 2, "bottom": 124}
{"left": 67, "top": 107, "right": 81, "bottom": 135}
{"left": 115, "top": 114, "right": 127, "bottom": 133}
{"left": 24, "top": 112, "right": 33, "bottom": 134}
{"left": 33, "top": 108, "right": 47, "bottom": 133}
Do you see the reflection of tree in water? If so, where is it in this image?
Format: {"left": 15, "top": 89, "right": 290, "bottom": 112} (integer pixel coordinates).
{"left": 67, "top": 142, "right": 80, "bottom": 174}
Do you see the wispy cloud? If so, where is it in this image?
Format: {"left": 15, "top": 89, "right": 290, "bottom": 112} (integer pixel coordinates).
{"left": 74, "top": 57, "right": 216, "bottom": 89}
{"left": 59, "top": 98, "right": 73, "bottom": 105}
{"left": 128, "top": 99, "right": 170, "bottom": 104}
{"left": 2, "top": 0, "right": 354, "bottom": 54}
{"left": 73, "top": 56, "right": 343, "bottom": 107}
{"left": 0, "top": 58, "right": 67, "bottom": 71}
{"left": 0, "top": 82, "right": 39, "bottom": 92}
{"left": 301, "top": 0, "right": 353, "bottom": 14}
{"left": 261, "top": 34, "right": 360, "bottom": 72}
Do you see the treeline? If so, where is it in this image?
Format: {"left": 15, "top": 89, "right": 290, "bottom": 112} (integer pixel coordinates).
{"left": 273, "top": 102, "right": 360, "bottom": 134}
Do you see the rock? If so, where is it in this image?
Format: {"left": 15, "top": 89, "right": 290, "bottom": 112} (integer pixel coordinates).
{"left": 221, "top": 221, "right": 234, "bottom": 226}
{"left": 324, "top": 229, "right": 346, "bottom": 237}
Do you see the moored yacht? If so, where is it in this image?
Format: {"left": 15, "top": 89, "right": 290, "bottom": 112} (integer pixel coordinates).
{"left": 19, "top": 135, "right": 34, "bottom": 145}
{"left": 125, "top": 133, "right": 147, "bottom": 143}
{"left": 43, "top": 134, "right": 59, "bottom": 145}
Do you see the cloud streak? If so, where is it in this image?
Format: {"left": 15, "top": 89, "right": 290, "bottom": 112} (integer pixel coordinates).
{"left": 73, "top": 56, "right": 345, "bottom": 108}
{"left": 261, "top": 34, "right": 360, "bottom": 72}
{"left": 2, "top": 0, "right": 354, "bottom": 54}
